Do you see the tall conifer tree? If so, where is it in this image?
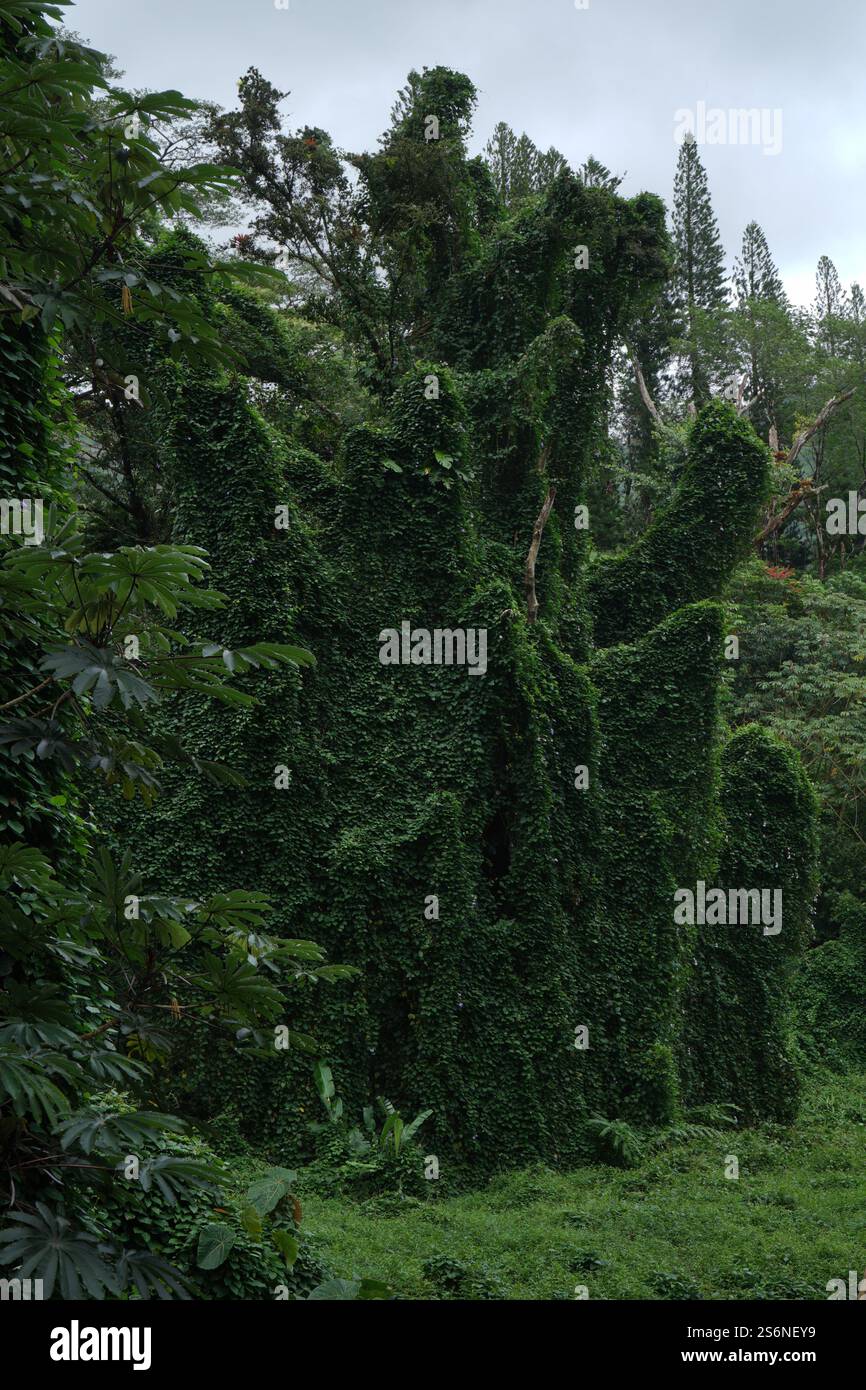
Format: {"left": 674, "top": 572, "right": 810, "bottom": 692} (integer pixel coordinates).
{"left": 733, "top": 221, "right": 788, "bottom": 437}
{"left": 847, "top": 283, "right": 866, "bottom": 368}
{"left": 733, "top": 221, "right": 786, "bottom": 307}
{"left": 814, "top": 254, "right": 846, "bottom": 361}
{"left": 483, "top": 121, "right": 567, "bottom": 207}
{"left": 671, "top": 135, "right": 728, "bottom": 403}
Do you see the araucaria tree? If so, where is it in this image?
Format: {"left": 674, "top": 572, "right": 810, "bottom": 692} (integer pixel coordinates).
{"left": 670, "top": 135, "right": 730, "bottom": 404}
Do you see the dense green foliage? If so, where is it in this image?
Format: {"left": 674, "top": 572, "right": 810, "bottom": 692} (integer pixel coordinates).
{"left": 96, "top": 68, "right": 817, "bottom": 1175}
{"left": 0, "top": 1, "right": 341, "bottom": 1299}
{"left": 299, "top": 1068, "right": 866, "bottom": 1301}
{"left": 683, "top": 726, "right": 819, "bottom": 1121}
{"left": 0, "top": 0, "right": 856, "bottom": 1304}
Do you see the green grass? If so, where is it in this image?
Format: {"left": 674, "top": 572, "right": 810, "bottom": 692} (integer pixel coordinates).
{"left": 297, "top": 1070, "right": 866, "bottom": 1299}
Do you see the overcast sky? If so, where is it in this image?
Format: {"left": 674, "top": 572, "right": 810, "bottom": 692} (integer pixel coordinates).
{"left": 70, "top": 0, "right": 864, "bottom": 308}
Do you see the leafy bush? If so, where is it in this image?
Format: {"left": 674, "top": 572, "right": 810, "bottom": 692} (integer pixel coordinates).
{"left": 586, "top": 1116, "right": 645, "bottom": 1167}
{"left": 69, "top": 1119, "right": 328, "bottom": 1300}
{"left": 652, "top": 1271, "right": 703, "bottom": 1300}
{"left": 421, "top": 1254, "right": 506, "bottom": 1301}
{"left": 301, "top": 1071, "right": 434, "bottom": 1199}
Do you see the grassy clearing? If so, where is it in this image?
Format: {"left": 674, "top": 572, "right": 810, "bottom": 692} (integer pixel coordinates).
{"left": 296, "top": 1070, "right": 866, "bottom": 1299}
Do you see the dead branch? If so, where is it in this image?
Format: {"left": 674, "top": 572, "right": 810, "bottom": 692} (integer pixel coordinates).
{"left": 624, "top": 339, "right": 663, "bottom": 428}
{"left": 737, "top": 385, "right": 763, "bottom": 417}
{"left": 754, "top": 387, "right": 855, "bottom": 546}
{"left": 786, "top": 388, "right": 854, "bottom": 470}
{"left": 754, "top": 481, "right": 827, "bottom": 546}
{"left": 525, "top": 486, "right": 556, "bottom": 625}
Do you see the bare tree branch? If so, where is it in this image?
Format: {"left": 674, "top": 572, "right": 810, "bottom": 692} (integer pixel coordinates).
{"left": 755, "top": 388, "right": 855, "bottom": 546}
{"left": 525, "top": 486, "right": 556, "bottom": 625}
{"left": 754, "top": 482, "right": 827, "bottom": 546}
{"left": 624, "top": 338, "right": 663, "bottom": 427}
{"left": 786, "top": 387, "right": 854, "bottom": 470}
{"left": 736, "top": 380, "right": 763, "bottom": 417}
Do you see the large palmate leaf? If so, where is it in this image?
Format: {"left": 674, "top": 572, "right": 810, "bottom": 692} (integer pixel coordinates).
{"left": 198, "top": 641, "right": 315, "bottom": 673}
{"left": 0, "top": 1017, "right": 79, "bottom": 1049}
{"left": 114, "top": 1248, "right": 193, "bottom": 1300}
{"left": 78, "top": 844, "right": 142, "bottom": 919}
{"left": 82, "top": 1049, "right": 150, "bottom": 1085}
{"left": 0, "top": 1204, "right": 118, "bottom": 1300}
{"left": 0, "top": 1043, "right": 71, "bottom": 1127}
{"left": 81, "top": 546, "right": 216, "bottom": 618}
{"left": 125, "top": 1154, "right": 220, "bottom": 1204}
{"left": 0, "top": 718, "right": 82, "bottom": 772}
{"left": 0, "top": 842, "right": 57, "bottom": 891}
{"left": 0, "top": 982, "right": 78, "bottom": 1045}
{"left": 56, "top": 1107, "right": 186, "bottom": 1156}
{"left": 40, "top": 643, "right": 157, "bottom": 709}
{"left": 194, "top": 890, "right": 272, "bottom": 935}
{"left": 191, "top": 955, "right": 282, "bottom": 1020}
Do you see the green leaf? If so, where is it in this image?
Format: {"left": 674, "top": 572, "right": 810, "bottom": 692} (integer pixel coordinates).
{"left": 239, "top": 1204, "right": 263, "bottom": 1238}
{"left": 56, "top": 1108, "right": 185, "bottom": 1156}
{"left": 379, "top": 1111, "right": 404, "bottom": 1156}
{"left": 307, "top": 1277, "right": 361, "bottom": 1300}
{"left": 196, "top": 1223, "right": 236, "bottom": 1270}
{"left": 0, "top": 1204, "right": 118, "bottom": 1300}
{"left": 402, "top": 1108, "right": 433, "bottom": 1143}
{"left": 272, "top": 1230, "right": 299, "bottom": 1268}
{"left": 313, "top": 1061, "right": 335, "bottom": 1105}
{"left": 115, "top": 1249, "right": 192, "bottom": 1300}
{"left": 246, "top": 1167, "right": 296, "bottom": 1217}
{"left": 0, "top": 1044, "right": 70, "bottom": 1127}
{"left": 133, "top": 1155, "right": 219, "bottom": 1204}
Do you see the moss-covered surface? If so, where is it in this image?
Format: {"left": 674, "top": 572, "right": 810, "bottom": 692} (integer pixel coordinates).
{"left": 102, "top": 77, "right": 817, "bottom": 1177}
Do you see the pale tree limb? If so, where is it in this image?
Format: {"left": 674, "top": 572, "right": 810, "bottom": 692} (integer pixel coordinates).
{"left": 786, "top": 387, "right": 854, "bottom": 469}
{"left": 624, "top": 338, "right": 664, "bottom": 428}
{"left": 736, "top": 374, "right": 747, "bottom": 410}
{"left": 525, "top": 486, "right": 556, "bottom": 625}
{"left": 755, "top": 387, "right": 855, "bottom": 546}
{"left": 736, "top": 377, "right": 764, "bottom": 417}
{"left": 627, "top": 344, "right": 755, "bottom": 426}
{"left": 754, "top": 482, "right": 827, "bottom": 546}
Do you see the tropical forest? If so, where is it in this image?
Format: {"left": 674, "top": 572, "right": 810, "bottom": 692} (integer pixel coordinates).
{"left": 0, "top": 0, "right": 864, "bottom": 1322}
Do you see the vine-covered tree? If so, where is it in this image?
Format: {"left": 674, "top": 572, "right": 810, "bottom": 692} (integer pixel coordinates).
{"left": 110, "top": 67, "right": 819, "bottom": 1170}
{"left": 0, "top": 0, "right": 345, "bottom": 1300}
